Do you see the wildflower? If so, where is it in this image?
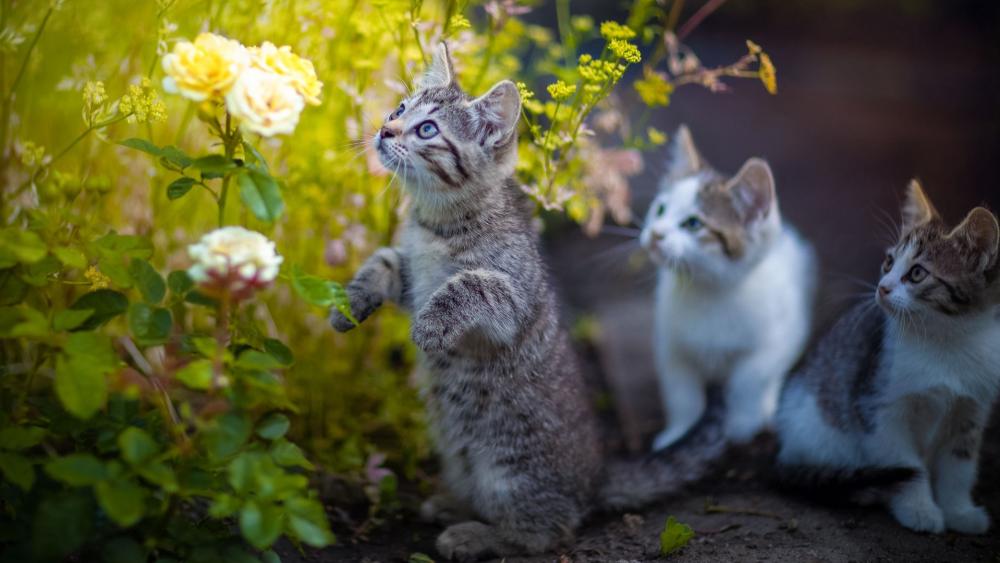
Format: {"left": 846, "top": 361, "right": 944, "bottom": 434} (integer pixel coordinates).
{"left": 609, "top": 39, "right": 641, "bottom": 64}
{"left": 571, "top": 15, "right": 594, "bottom": 33}
{"left": 547, "top": 80, "right": 576, "bottom": 102}
{"left": 515, "top": 81, "right": 534, "bottom": 101}
{"left": 249, "top": 41, "right": 323, "bottom": 105}
{"left": 647, "top": 127, "right": 667, "bottom": 146}
{"left": 758, "top": 52, "right": 777, "bottom": 94}
{"left": 161, "top": 32, "right": 250, "bottom": 102}
{"left": 85, "top": 265, "right": 111, "bottom": 289}
{"left": 17, "top": 140, "right": 46, "bottom": 168}
{"left": 634, "top": 70, "right": 673, "bottom": 107}
{"left": 118, "top": 78, "right": 168, "bottom": 124}
{"left": 225, "top": 67, "right": 305, "bottom": 137}
{"left": 746, "top": 39, "right": 763, "bottom": 56}
{"left": 448, "top": 14, "right": 471, "bottom": 33}
{"left": 600, "top": 21, "right": 636, "bottom": 41}
{"left": 187, "top": 226, "right": 283, "bottom": 300}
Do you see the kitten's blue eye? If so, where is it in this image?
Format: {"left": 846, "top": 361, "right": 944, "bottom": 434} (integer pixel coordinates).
{"left": 654, "top": 202, "right": 666, "bottom": 217}
{"left": 390, "top": 103, "right": 405, "bottom": 120}
{"left": 906, "top": 264, "right": 928, "bottom": 283}
{"left": 416, "top": 121, "right": 439, "bottom": 139}
{"left": 680, "top": 216, "right": 703, "bottom": 231}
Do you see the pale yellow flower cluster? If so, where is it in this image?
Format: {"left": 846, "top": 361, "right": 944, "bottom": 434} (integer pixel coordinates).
{"left": 161, "top": 33, "right": 322, "bottom": 137}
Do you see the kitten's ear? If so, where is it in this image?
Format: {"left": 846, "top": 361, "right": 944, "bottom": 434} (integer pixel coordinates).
{"left": 472, "top": 80, "right": 521, "bottom": 134}
{"left": 668, "top": 125, "right": 704, "bottom": 180}
{"left": 416, "top": 43, "right": 455, "bottom": 90}
{"left": 901, "top": 179, "right": 939, "bottom": 231}
{"left": 949, "top": 207, "right": 1000, "bottom": 272}
{"left": 726, "top": 157, "right": 775, "bottom": 224}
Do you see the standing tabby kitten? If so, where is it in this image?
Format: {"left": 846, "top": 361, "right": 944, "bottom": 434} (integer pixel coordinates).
{"left": 776, "top": 181, "right": 1000, "bottom": 534}
{"left": 641, "top": 126, "right": 817, "bottom": 450}
{"left": 330, "top": 45, "right": 603, "bottom": 560}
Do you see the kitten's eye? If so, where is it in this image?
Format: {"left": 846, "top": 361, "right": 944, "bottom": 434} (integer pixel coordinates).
{"left": 906, "top": 264, "right": 928, "bottom": 283}
{"left": 389, "top": 103, "right": 405, "bottom": 120}
{"left": 882, "top": 253, "right": 894, "bottom": 273}
{"left": 680, "top": 216, "right": 703, "bottom": 231}
{"left": 416, "top": 120, "right": 439, "bottom": 139}
{"left": 654, "top": 202, "right": 666, "bottom": 217}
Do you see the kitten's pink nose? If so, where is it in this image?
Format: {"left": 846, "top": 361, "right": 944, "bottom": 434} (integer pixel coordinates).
{"left": 379, "top": 125, "right": 396, "bottom": 139}
{"left": 878, "top": 285, "right": 891, "bottom": 297}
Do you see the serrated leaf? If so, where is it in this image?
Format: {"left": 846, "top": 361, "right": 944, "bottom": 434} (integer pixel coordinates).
{"left": 166, "top": 177, "right": 197, "bottom": 200}
{"left": 55, "top": 332, "right": 116, "bottom": 419}
{"left": 118, "top": 427, "right": 158, "bottom": 466}
{"left": 119, "top": 138, "right": 162, "bottom": 157}
{"left": 290, "top": 265, "right": 356, "bottom": 324}
{"left": 238, "top": 169, "right": 284, "bottom": 223}
{"left": 240, "top": 500, "right": 284, "bottom": 550}
{"left": 96, "top": 478, "right": 147, "bottom": 527}
{"left": 128, "top": 303, "right": 171, "bottom": 345}
{"left": 659, "top": 516, "right": 694, "bottom": 556}
{"left": 255, "top": 413, "right": 290, "bottom": 441}
{"left": 69, "top": 289, "right": 127, "bottom": 330}
{"left": 0, "top": 452, "right": 34, "bottom": 490}
{"left": 53, "top": 308, "right": 93, "bottom": 331}
{"left": 45, "top": 454, "right": 108, "bottom": 486}
{"left": 175, "top": 359, "right": 213, "bottom": 390}
{"left": 128, "top": 259, "right": 166, "bottom": 304}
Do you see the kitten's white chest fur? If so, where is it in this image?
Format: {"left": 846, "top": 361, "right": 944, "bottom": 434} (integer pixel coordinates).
{"left": 401, "top": 223, "right": 457, "bottom": 314}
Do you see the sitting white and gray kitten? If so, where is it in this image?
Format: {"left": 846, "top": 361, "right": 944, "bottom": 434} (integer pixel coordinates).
{"left": 331, "top": 47, "right": 731, "bottom": 561}
{"left": 640, "top": 126, "right": 817, "bottom": 450}
{"left": 776, "top": 180, "right": 1000, "bottom": 534}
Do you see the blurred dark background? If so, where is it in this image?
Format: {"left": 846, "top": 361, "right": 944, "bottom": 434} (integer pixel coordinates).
{"left": 535, "top": 0, "right": 1000, "bottom": 449}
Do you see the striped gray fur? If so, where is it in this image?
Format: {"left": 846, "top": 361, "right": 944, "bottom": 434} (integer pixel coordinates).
{"left": 331, "top": 44, "right": 729, "bottom": 560}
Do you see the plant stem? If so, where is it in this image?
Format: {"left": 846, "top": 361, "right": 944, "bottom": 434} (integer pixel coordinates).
{"left": 555, "top": 0, "right": 574, "bottom": 68}
{"left": 212, "top": 289, "right": 231, "bottom": 389}
{"left": 217, "top": 112, "right": 234, "bottom": 227}
{"left": 0, "top": 5, "right": 54, "bottom": 169}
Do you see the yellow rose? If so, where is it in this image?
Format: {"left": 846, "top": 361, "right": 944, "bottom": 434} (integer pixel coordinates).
{"left": 161, "top": 33, "right": 249, "bottom": 102}
{"left": 225, "top": 68, "right": 305, "bottom": 137}
{"left": 249, "top": 42, "right": 322, "bottom": 106}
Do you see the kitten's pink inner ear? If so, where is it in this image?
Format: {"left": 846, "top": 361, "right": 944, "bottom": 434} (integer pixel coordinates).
{"left": 669, "top": 124, "right": 703, "bottom": 179}
{"left": 417, "top": 44, "right": 455, "bottom": 90}
{"left": 475, "top": 80, "right": 521, "bottom": 133}
{"left": 901, "top": 179, "right": 939, "bottom": 230}
{"left": 728, "top": 157, "right": 775, "bottom": 223}
{"left": 950, "top": 207, "right": 1000, "bottom": 269}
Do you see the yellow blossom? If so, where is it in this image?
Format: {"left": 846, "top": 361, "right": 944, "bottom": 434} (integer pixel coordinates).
{"left": 600, "top": 21, "right": 636, "bottom": 41}
{"left": 547, "top": 80, "right": 577, "bottom": 102}
{"left": 758, "top": 52, "right": 777, "bottom": 94}
{"left": 515, "top": 81, "right": 534, "bottom": 101}
{"left": 647, "top": 127, "right": 667, "bottom": 146}
{"left": 249, "top": 41, "right": 323, "bottom": 106}
{"left": 85, "top": 265, "right": 111, "bottom": 289}
{"left": 17, "top": 140, "right": 45, "bottom": 167}
{"left": 448, "top": 14, "right": 471, "bottom": 33}
{"left": 609, "top": 39, "right": 641, "bottom": 64}
{"left": 161, "top": 32, "right": 250, "bottom": 102}
{"left": 118, "top": 78, "right": 167, "bottom": 124}
{"left": 634, "top": 70, "right": 673, "bottom": 107}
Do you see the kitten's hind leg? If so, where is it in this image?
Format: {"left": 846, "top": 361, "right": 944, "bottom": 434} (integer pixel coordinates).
{"left": 889, "top": 471, "right": 945, "bottom": 533}
{"left": 652, "top": 359, "right": 706, "bottom": 451}
{"left": 420, "top": 492, "right": 475, "bottom": 525}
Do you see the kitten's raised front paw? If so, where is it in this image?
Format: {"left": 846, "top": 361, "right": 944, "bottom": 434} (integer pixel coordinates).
{"left": 412, "top": 317, "right": 458, "bottom": 354}
{"left": 436, "top": 521, "right": 498, "bottom": 562}
{"left": 891, "top": 494, "right": 945, "bottom": 534}
{"left": 420, "top": 493, "right": 473, "bottom": 525}
{"left": 944, "top": 505, "right": 990, "bottom": 535}
{"left": 329, "top": 307, "right": 357, "bottom": 332}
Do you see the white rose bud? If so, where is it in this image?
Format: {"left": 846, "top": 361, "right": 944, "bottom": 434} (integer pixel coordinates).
{"left": 187, "top": 226, "right": 283, "bottom": 300}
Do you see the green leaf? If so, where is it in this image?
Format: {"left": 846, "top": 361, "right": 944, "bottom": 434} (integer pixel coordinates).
{"left": 175, "top": 359, "right": 213, "bottom": 390}
{"left": 0, "top": 228, "right": 47, "bottom": 268}
{"left": 53, "top": 246, "right": 88, "bottom": 269}
{"left": 55, "top": 332, "right": 117, "bottom": 419}
{"left": 269, "top": 439, "right": 313, "bottom": 470}
{"left": 101, "top": 261, "right": 133, "bottom": 288}
{"left": 53, "top": 308, "right": 94, "bottom": 331}
{"left": 137, "top": 461, "right": 177, "bottom": 492}
{"left": 227, "top": 452, "right": 256, "bottom": 494}
{"left": 0, "top": 426, "right": 46, "bottom": 450}
{"left": 659, "top": 516, "right": 694, "bottom": 556}
{"left": 101, "top": 536, "right": 146, "bottom": 563}
{"left": 408, "top": 553, "right": 436, "bottom": 563}
{"left": 20, "top": 254, "right": 61, "bottom": 286}
{"left": 128, "top": 303, "right": 171, "bottom": 345}
{"left": 238, "top": 169, "right": 284, "bottom": 223}
{"left": 235, "top": 349, "right": 283, "bottom": 371}
{"left": 45, "top": 454, "right": 108, "bottom": 486}
{"left": 203, "top": 412, "right": 251, "bottom": 461}
{"left": 208, "top": 494, "right": 240, "bottom": 518}
{"left": 32, "top": 491, "right": 93, "bottom": 561}
{"left": 192, "top": 154, "right": 238, "bottom": 175}
{"left": 95, "top": 478, "right": 147, "bottom": 527}
{"left": 239, "top": 500, "right": 284, "bottom": 550}
{"left": 262, "top": 338, "right": 293, "bottom": 366}
{"left": 167, "top": 270, "right": 194, "bottom": 296}
{"left": 119, "top": 138, "right": 162, "bottom": 157}
{"left": 128, "top": 259, "right": 166, "bottom": 304}
{"left": 261, "top": 550, "right": 282, "bottom": 563}
{"left": 159, "top": 145, "right": 193, "bottom": 169}
{"left": 290, "top": 265, "right": 356, "bottom": 324}
{"left": 242, "top": 141, "right": 270, "bottom": 173}
{"left": 0, "top": 268, "right": 29, "bottom": 306}
{"left": 285, "top": 498, "right": 334, "bottom": 547}
{"left": 93, "top": 233, "right": 154, "bottom": 261}
{"left": 8, "top": 306, "right": 48, "bottom": 338}
{"left": 118, "top": 427, "right": 158, "bottom": 465}
{"left": 166, "top": 176, "right": 197, "bottom": 200}
{"left": 256, "top": 413, "right": 290, "bottom": 441}
{"left": 0, "top": 452, "right": 34, "bottom": 490}
{"left": 185, "top": 290, "right": 219, "bottom": 308}
{"left": 70, "top": 289, "right": 128, "bottom": 330}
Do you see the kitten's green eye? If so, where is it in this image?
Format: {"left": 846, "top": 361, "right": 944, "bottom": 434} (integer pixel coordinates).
{"left": 907, "top": 264, "right": 928, "bottom": 283}
{"left": 390, "top": 103, "right": 405, "bottom": 120}
{"left": 680, "top": 216, "right": 703, "bottom": 231}
{"left": 883, "top": 253, "right": 894, "bottom": 273}
{"left": 416, "top": 121, "right": 439, "bottom": 139}
{"left": 654, "top": 202, "right": 666, "bottom": 217}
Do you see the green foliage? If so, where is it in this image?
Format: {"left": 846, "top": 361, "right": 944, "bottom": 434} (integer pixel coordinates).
{"left": 659, "top": 516, "right": 695, "bottom": 556}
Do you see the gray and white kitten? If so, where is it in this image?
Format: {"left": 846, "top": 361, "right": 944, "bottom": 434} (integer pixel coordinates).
{"left": 331, "top": 46, "right": 728, "bottom": 560}
{"left": 640, "top": 126, "right": 817, "bottom": 450}
{"left": 776, "top": 180, "right": 1000, "bottom": 534}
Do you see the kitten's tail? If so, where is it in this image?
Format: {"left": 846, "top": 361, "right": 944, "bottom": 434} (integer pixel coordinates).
{"left": 775, "top": 464, "right": 916, "bottom": 505}
{"left": 598, "top": 392, "right": 728, "bottom": 511}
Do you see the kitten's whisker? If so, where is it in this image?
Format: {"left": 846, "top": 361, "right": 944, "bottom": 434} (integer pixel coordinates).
{"left": 600, "top": 225, "right": 642, "bottom": 238}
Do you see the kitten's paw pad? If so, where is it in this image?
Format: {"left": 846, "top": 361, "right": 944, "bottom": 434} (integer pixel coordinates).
{"left": 436, "top": 521, "right": 497, "bottom": 562}
{"left": 420, "top": 494, "right": 471, "bottom": 525}
{"left": 945, "top": 505, "right": 990, "bottom": 535}
{"left": 892, "top": 498, "right": 945, "bottom": 534}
